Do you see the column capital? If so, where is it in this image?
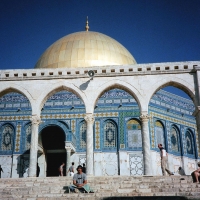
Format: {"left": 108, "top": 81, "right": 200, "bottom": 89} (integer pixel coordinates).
{"left": 140, "top": 114, "right": 150, "bottom": 122}
{"left": 65, "top": 141, "right": 75, "bottom": 152}
{"left": 193, "top": 106, "right": 200, "bottom": 117}
{"left": 84, "top": 113, "right": 95, "bottom": 123}
{"left": 31, "top": 115, "right": 42, "bottom": 125}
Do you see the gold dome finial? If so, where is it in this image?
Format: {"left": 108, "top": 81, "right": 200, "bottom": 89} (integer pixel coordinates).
{"left": 85, "top": 16, "right": 89, "bottom": 31}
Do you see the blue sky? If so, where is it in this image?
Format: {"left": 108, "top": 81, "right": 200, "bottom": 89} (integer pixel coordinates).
{"left": 0, "top": 0, "right": 199, "bottom": 99}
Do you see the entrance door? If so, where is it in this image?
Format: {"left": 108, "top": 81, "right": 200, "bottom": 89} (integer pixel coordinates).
{"left": 46, "top": 152, "right": 66, "bottom": 176}
{"left": 41, "top": 125, "right": 66, "bottom": 177}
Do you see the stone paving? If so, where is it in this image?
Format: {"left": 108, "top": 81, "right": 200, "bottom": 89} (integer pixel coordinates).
{"left": 0, "top": 175, "right": 200, "bottom": 200}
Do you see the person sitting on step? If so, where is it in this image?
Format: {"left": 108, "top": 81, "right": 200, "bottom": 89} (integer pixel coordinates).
{"left": 177, "top": 166, "right": 186, "bottom": 176}
{"left": 69, "top": 165, "right": 93, "bottom": 193}
{"left": 191, "top": 162, "right": 200, "bottom": 183}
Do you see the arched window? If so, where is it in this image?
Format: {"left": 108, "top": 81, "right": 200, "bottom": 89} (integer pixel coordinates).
{"left": 170, "top": 126, "right": 180, "bottom": 152}
{"left": 127, "top": 119, "right": 142, "bottom": 149}
{"left": 1, "top": 124, "right": 14, "bottom": 151}
{"left": 185, "top": 130, "right": 194, "bottom": 155}
{"left": 80, "top": 121, "right": 86, "bottom": 149}
{"left": 104, "top": 121, "right": 117, "bottom": 148}
{"left": 155, "top": 121, "right": 165, "bottom": 147}
{"left": 25, "top": 125, "right": 32, "bottom": 150}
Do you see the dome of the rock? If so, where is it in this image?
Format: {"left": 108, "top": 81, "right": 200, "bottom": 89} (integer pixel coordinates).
{"left": 34, "top": 31, "right": 136, "bottom": 69}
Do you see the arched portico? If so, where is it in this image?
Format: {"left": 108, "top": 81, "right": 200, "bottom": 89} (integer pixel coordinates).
{"left": 0, "top": 61, "right": 199, "bottom": 178}
{"left": 148, "top": 79, "right": 198, "bottom": 175}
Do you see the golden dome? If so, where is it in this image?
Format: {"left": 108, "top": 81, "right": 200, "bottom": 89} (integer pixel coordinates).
{"left": 34, "top": 31, "right": 136, "bottom": 69}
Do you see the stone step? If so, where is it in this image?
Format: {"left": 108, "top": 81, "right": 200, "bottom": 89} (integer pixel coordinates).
{"left": 0, "top": 176, "right": 199, "bottom": 199}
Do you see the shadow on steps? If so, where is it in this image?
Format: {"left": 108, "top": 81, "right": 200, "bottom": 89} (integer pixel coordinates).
{"left": 101, "top": 197, "right": 194, "bottom": 200}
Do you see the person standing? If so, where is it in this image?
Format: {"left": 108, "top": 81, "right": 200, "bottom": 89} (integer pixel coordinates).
{"left": 59, "top": 162, "right": 65, "bottom": 176}
{"left": 82, "top": 163, "right": 86, "bottom": 173}
{"left": 158, "top": 144, "right": 173, "bottom": 176}
{"left": 68, "top": 162, "right": 75, "bottom": 176}
{"left": 0, "top": 165, "right": 3, "bottom": 178}
{"left": 37, "top": 163, "right": 40, "bottom": 177}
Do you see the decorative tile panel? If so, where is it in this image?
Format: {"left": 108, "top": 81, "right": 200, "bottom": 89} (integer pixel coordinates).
{"left": 95, "top": 121, "right": 100, "bottom": 149}
{"left": 0, "top": 116, "right": 30, "bottom": 121}
{"left": 79, "top": 155, "right": 86, "bottom": 166}
{"left": 41, "top": 113, "right": 85, "bottom": 120}
{"left": 170, "top": 127, "right": 179, "bottom": 152}
{"left": 15, "top": 123, "right": 21, "bottom": 152}
{"left": 1, "top": 125, "right": 13, "bottom": 151}
{"left": 80, "top": 122, "right": 86, "bottom": 149}
{"left": 185, "top": 130, "right": 194, "bottom": 155}
{"left": 150, "top": 111, "right": 198, "bottom": 156}
{"left": 129, "top": 154, "right": 143, "bottom": 175}
{"left": 94, "top": 112, "right": 118, "bottom": 118}
{"left": 104, "top": 122, "right": 116, "bottom": 148}
{"left": 119, "top": 111, "right": 140, "bottom": 145}
{"left": 181, "top": 126, "right": 187, "bottom": 154}
{"left": 166, "top": 121, "right": 171, "bottom": 150}
{"left": 25, "top": 125, "right": 32, "bottom": 150}
{"left": 149, "top": 115, "right": 155, "bottom": 148}
{"left": 71, "top": 119, "right": 76, "bottom": 134}
{"left": 127, "top": 119, "right": 142, "bottom": 149}
{"left": 155, "top": 121, "right": 165, "bottom": 148}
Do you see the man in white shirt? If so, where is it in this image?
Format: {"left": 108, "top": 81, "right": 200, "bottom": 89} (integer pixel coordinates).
{"left": 158, "top": 143, "right": 174, "bottom": 176}
{"left": 67, "top": 162, "right": 75, "bottom": 176}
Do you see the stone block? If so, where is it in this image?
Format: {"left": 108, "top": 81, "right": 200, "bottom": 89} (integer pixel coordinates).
{"left": 117, "top": 188, "right": 135, "bottom": 193}
{"left": 176, "top": 192, "right": 191, "bottom": 196}
{"left": 37, "top": 193, "right": 62, "bottom": 197}
{"left": 181, "top": 183, "right": 190, "bottom": 188}
{"left": 179, "top": 187, "right": 192, "bottom": 192}
{"left": 173, "top": 183, "right": 181, "bottom": 188}
{"left": 154, "top": 192, "right": 176, "bottom": 196}
{"left": 139, "top": 184, "right": 149, "bottom": 189}
{"left": 136, "top": 188, "right": 151, "bottom": 193}
{"left": 119, "top": 183, "right": 133, "bottom": 188}
{"left": 22, "top": 194, "right": 37, "bottom": 198}
{"left": 180, "top": 180, "right": 188, "bottom": 184}
{"left": 190, "top": 192, "right": 200, "bottom": 196}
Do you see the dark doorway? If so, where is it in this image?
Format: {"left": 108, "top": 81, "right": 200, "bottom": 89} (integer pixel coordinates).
{"left": 41, "top": 125, "right": 66, "bottom": 177}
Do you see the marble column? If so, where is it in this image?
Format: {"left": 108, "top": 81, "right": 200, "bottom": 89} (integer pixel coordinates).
{"left": 193, "top": 106, "right": 200, "bottom": 157}
{"left": 29, "top": 115, "right": 41, "bottom": 177}
{"left": 66, "top": 148, "right": 71, "bottom": 176}
{"left": 140, "top": 113, "right": 152, "bottom": 175}
{"left": 84, "top": 113, "right": 95, "bottom": 176}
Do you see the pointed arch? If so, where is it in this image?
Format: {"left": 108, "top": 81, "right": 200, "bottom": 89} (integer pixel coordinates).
{"left": 154, "top": 120, "right": 165, "bottom": 148}
{"left": 148, "top": 80, "right": 196, "bottom": 107}
{"left": 37, "top": 83, "right": 87, "bottom": 112}
{"left": 0, "top": 87, "right": 33, "bottom": 111}
{"left": 0, "top": 123, "right": 15, "bottom": 152}
{"left": 185, "top": 128, "right": 196, "bottom": 157}
{"left": 170, "top": 125, "right": 181, "bottom": 154}
{"left": 92, "top": 80, "right": 143, "bottom": 112}
{"left": 126, "top": 118, "right": 142, "bottom": 149}
{"left": 103, "top": 119, "right": 118, "bottom": 149}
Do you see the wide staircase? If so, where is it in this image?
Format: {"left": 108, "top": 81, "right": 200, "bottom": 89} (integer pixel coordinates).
{"left": 0, "top": 175, "right": 200, "bottom": 200}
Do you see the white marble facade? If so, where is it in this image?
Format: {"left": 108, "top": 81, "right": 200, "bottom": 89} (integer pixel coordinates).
{"left": 0, "top": 62, "right": 200, "bottom": 177}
